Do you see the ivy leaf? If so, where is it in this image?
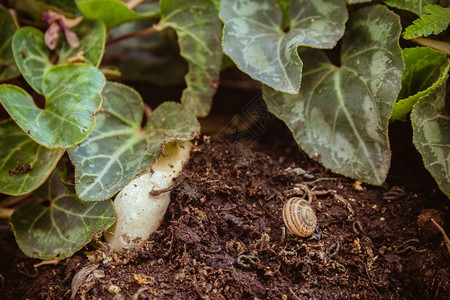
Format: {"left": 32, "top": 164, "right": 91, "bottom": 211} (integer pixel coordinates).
{"left": 391, "top": 47, "right": 449, "bottom": 121}
{"left": 10, "top": 167, "right": 116, "bottom": 260}
{"left": 263, "top": 5, "right": 403, "bottom": 185}
{"left": 347, "top": 0, "right": 372, "bottom": 3}
{"left": 12, "top": 20, "right": 105, "bottom": 93}
{"left": 67, "top": 82, "right": 200, "bottom": 201}
{"left": 411, "top": 68, "right": 450, "bottom": 198}
{"left": 220, "top": 0, "right": 347, "bottom": 94}
{"left": 404, "top": 5, "right": 450, "bottom": 39}
{"left": 38, "top": 0, "right": 81, "bottom": 16}
{"left": 157, "top": 0, "right": 223, "bottom": 117}
{"left": 384, "top": 0, "right": 438, "bottom": 16}
{"left": 0, "top": 64, "right": 105, "bottom": 149}
{"left": 75, "top": 0, "right": 159, "bottom": 29}
{"left": 0, "top": 120, "right": 64, "bottom": 195}
{"left": 0, "top": 7, "right": 19, "bottom": 81}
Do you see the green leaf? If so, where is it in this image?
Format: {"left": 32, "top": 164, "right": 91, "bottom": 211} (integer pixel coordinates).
{"left": 391, "top": 47, "right": 448, "bottom": 121}
{"left": 384, "top": 0, "right": 438, "bottom": 16}
{"left": 220, "top": 0, "right": 347, "bottom": 94}
{"left": 263, "top": 5, "right": 403, "bottom": 185}
{"left": 12, "top": 20, "right": 105, "bottom": 93}
{"left": 0, "top": 120, "right": 64, "bottom": 195}
{"left": 404, "top": 4, "right": 450, "bottom": 39}
{"left": 38, "top": 0, "right": 81, "bottom": 16}
{"left": 0, "top": 7, "right": 19, "bottom": 81}
{"left": 67, "top": 82, "right": 200, "bottom": 201}
{"left": 76, "top": 0, "right": 159, "bottom": 29}
{"left": 10, "top": 167, "right": 116, "bottom": 260}
{"left": 0, "top": 64, "right": 106, "bottom": 149}
{"left": 157, "top": 0, "right": 223, "bottom": 117}
{"left": 347, "top": 0, "right": 372, "bottom": 3}
{"left": 58, "top": 20, "right": 106, "bottom": 65}
{"left": 10, "top": 0, "right": 78, "bottom": 21}
{"left": 411, "top": 67, "right": 450, "bottom": 197}
{"left": 11, "top": 27, "right": 52, "bottom": 93}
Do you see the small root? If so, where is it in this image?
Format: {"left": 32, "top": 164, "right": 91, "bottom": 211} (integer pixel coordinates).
{"left": 132, "top": 287, "right": 151, "bottom": 300}
{"left": 329, "top": 241, "right": 340, "bottom": 258}
{"left": 431, "top": 218, "right": 450, "bottom": 255}
{"left": 34, "top": 259, "right": 60, "bottom": 268}
{"left": 394, "top": 239, "right": 419, "bottom": 254}
{"left": 352, "top": 220, "right": 364, "bottom": 235}
{"left": 236, "top": 254, "right": 260, "bottom": 270}
{"left": 383, "top": 186, "right": 406, "bottom": 201}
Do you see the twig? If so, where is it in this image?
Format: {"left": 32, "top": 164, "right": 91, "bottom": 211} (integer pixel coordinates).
{"left": 431, "top": 218, "right": 450, "bottom": 255}
{"left": 365, "top": 266, "right": 382, "bottom": 299}
{"left": 106, "top": 26, "right": 157, "bottom": 46}
{"left": 304, "top": 178, "right": 340, "bottom": 185}
{"left": 289, "top": 287, "right": 302, "bottom": 300}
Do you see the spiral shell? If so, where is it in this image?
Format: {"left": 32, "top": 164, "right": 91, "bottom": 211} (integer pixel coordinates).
{"left": 282, "top": 197, "right": 317, "bottom": 237}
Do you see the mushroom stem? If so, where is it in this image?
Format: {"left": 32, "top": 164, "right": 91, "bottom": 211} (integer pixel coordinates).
{"left": 105, "top": 141, "right": 192, "bottom": 251}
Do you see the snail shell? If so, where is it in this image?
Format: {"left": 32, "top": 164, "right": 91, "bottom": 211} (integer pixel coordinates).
{"left": 282, "top": 197, "right": 317, "bottom": 237}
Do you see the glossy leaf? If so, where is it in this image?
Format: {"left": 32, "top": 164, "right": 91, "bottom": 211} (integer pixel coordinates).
{"left": 0, "top": 120, "right": 64, "bottom": 195}
{"left": 158, "top": 0, "right": 223, "bottom": 117}
{"left": 384, "top": 0, "right": 438, "bottom": 15}
{"left": 220, "top": 0, "right": 347, "bottom": 94}
{"left": 58, "top": 20, "right": 106, "bottom": 65}
{"left": 11, "top": 27, "right": 52, "bottom": 93}
{"left": 411, "top": 69, "right": 450, "bottom": 197}
{"left": 0, "top": 64, "right": 105, "bottom": 149}
{"left": 347, "top": 0, "right": 372, "bottom": 3}
{"left": 0, "top": 7, "right": 19, "bottom": 81}
{"left": 12, "top": 20, "right": 105, "bottom": 93}
{"left": 68, "top": 82, "right": 200, "bottom": 201}
{"left": 10, "top": 168, "right": 116, "bottom": 260}
{"left": 404, "top": 5, "right": 450, "bottom": 39}
{"left": 263, "top": 5, "right": 403, "bottom": 185}
{"left": 76, "top": 0, "right": 159, "bottom": 29}
{"left": 392, "top": 47, "right": 448, "bottom": 121}
{"left": 39, "top": 0, "right": 81, "bottom": 16}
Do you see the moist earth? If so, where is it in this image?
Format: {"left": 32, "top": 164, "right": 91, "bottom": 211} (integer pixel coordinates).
{"left": 0, "top": 131, "right": 449, "bottom": 299}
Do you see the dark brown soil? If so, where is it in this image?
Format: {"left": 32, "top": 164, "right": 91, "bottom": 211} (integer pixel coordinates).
{"left": 1, "top": 131, "right": 449, "bottom": 299}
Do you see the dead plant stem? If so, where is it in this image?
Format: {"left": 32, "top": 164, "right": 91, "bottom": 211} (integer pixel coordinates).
{"left": 106, "top": 26, "right": 157, "bottom": 46}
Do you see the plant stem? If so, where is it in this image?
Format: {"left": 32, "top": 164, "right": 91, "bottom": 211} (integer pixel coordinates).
{"left": 106, "top": 26, "right": 157, "bottom": 46}
{"left": 412, "top": 38, "right": 450, "bottom": 55}
{"left": 0, "top": 208, "right": 14, "bottom": 219}
{"left": 0, "top": 194, "right": 29, "bottom": 207}
{"left": 143, "top": 103, "right": 153, "bottom": 119}
{"left": 125, "top": 0, "right": 146, "bottom": 10}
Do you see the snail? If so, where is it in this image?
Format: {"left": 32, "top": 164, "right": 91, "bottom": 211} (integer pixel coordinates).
{"left": 282, "top": 197, "right": 317, "bottom": 237}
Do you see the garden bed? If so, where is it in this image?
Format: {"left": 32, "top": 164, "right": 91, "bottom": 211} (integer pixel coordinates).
{"left": 0, "top": 119, "right": 448, "bottom": 299}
